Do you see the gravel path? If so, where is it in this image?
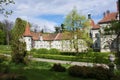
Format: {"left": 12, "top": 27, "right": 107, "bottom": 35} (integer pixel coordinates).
{"left": 31, "top": 57, "right": 108, "bottom": 68}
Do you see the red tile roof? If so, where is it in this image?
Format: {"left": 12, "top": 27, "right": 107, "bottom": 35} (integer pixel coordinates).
{"left": 90, "top": 19, "right": 100, "bottom": 29}
{"left": 23, "top": 22, "right": 32, "bottom": 36}
{"left": 98, "top": 12, "right": 118, "bottom": 24}
{"left": 31, "top": 32, "right": 41, "bottom": 40}
{"left": 28, "top": 32, "right": 72, "bottom": 41}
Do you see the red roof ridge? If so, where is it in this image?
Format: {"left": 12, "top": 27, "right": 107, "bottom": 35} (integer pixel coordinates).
{"left": 98, "top": 12, "right": 118, "bottom": 24}
{"left": 54, "top": 33, "right": 61, "bottom": 40}
{"left": 23, "top": 22, "right": 32, "bottom": 36}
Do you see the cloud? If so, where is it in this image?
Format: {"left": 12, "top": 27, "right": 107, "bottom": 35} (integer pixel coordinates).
{"left": 0, "top": 0, "right": 117, "bottom": 32}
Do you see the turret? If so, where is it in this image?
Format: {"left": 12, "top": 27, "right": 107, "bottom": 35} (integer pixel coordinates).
{"left": 23, "top": 22, "right": 32, "bottom": 51}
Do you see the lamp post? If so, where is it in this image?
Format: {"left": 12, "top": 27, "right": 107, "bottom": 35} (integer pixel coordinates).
{"left": 108, "top": 54, "right": 116, "bottom": 78}
{"left": 109, "top": 54, "right": 115, "bottom": 63}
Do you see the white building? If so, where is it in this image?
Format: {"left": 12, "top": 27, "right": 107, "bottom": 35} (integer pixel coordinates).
{"left": 23, "top": 1, "right": 119, "bottom": 52}
{"left": 23, "top": 23, "right": 88, "bottom": 51}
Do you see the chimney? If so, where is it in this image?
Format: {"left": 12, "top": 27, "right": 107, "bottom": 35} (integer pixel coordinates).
{"left": 88, "top": 13, "right": 91, "bottom": 19}
{"left": 106, "top": 10, "right": 110, "bottom": 14}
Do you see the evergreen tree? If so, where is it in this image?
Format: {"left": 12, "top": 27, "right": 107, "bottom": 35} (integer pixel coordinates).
{"left": 11, "top": 18, "right": 27, "bottom": 64}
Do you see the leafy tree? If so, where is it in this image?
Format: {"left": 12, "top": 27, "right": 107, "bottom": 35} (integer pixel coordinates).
{"left": 0, "top": 0, "right": 15, "bottom": 17}
{"left": 63, "top": 8, "right": 92, "bottom": 53}
{"left": 11, "top": 18, "right": 27, "bottom": 64}
{"left": 104, "top": 0, "right": 120, "bottom": 64}
{"left": 0, "top": 29, "right": 5, "bottom": 44}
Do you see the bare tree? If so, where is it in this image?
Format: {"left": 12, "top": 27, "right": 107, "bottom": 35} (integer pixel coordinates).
{"left": 3, "top": 19, "right": 13, "bottom": 45}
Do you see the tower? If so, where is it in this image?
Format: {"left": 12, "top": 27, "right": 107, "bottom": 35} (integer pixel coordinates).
{"left": 23, "top": 22, "right": 32, "bottom": 51}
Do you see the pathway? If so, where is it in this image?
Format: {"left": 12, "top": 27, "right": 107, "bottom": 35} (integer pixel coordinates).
{"left": 31, "top": 57, "right": 109, "bottom": 68}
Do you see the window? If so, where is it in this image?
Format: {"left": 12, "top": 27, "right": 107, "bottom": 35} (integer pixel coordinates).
{"left": 95, "top": 33, "right": 99, "bottom": 38}
{"left": 95, "top": 43, "right": 98, "bottom": 48}
{"left": 28, "top": 38, "right": 31, "bottom": 41}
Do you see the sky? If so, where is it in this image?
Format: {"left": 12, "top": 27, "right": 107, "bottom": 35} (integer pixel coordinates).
{"left": 0, "top": 0, "right": 118, "bottom": 32}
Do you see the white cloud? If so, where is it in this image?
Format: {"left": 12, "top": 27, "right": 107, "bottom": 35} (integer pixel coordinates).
{"left": 0, "top": 0, "right": 118, "bottom": 32}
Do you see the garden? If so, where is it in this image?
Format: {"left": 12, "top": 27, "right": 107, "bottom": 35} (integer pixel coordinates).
{"left": 0, "top": 45, "right": 120, "bottom": 80}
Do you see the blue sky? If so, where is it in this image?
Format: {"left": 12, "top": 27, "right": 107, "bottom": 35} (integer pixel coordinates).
{"left": 0, "top": 0, "right": 118, "bottom": 32}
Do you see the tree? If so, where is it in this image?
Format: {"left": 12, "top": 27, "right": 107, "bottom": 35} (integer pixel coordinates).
{"left": 11, "top": 18, "right": 27, "bottom": 64}
{"left": 104, "top": 0, "right": 120, "bottom": 64}
{"left": 0, "top": 20, "right": 13, "bottom": 45}
{"left": 0, "top": 0, "right": 15, "bottom": 17}
{"left": 3, "top": 19, "right": 13, "bottom": 45}
{"left": 0, "top": 29, "right": 5, "bottom": 44}
{"left": 63, "top": 8, "right": 92, "bottom": 53}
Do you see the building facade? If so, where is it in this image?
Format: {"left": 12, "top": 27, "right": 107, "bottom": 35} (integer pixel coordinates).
{"left": 23, "top": 1, "right": 120, "bottom": 52}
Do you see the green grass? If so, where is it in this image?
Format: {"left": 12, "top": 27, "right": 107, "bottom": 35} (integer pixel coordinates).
{"left": 8, "top": 61, "right": 96, "bottom": 80}
{"left": 0, "top": 45, "right": 11, "bottom": 54}
{"left": 0, "top": 45, "right": 11, "bottom": 51}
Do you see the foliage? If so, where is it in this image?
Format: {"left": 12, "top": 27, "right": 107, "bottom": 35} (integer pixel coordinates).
{"left": 0, "top": 20, "right": 13, "bottom": 45}
{"left": 37, "top": 48, "right": 49, "bottom": 54}
{"left": 0, "top": 29, "right": 5, "bottom": 44}
{"left": 60, "top": 52, "right": 77, "bottom": 56}
{"left": 68, "top": 65, "right": 111, "bottom": 80}
{"left": 63, "top": 7, "right": 92, "bottom": 52}
{"left": 49, "top": 48, "right": 60, "bottom": 54}
{"left": 11, "top": 18, "right": 27, "bottom": 64}
{"left": 0, "top": 0, "right": 15, "bottom": 17}
{"left": 30, "top": 48, "right": 37, "bottom": 53}
{"left": 50, "top": 63, "right": 66, "bottom": 72}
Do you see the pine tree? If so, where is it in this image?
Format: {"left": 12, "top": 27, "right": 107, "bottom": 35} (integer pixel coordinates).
{"left": 11, "top": 18, "right": 27, "bottom": 64}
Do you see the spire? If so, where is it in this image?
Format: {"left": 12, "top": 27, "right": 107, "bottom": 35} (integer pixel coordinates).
{"left": 88, "top": 13, "right": 91, "bottom": 19}
{"left": 23, "top": 22, "right": 32, "bottom": 36}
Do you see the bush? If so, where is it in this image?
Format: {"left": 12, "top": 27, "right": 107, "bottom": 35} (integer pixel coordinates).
{"left": 93, "top": 66, "right": 111, "bottom": 80}
{"left": 68, "top": 65, "right": 93, "bottom": 78}
{"left": 68, "top": 65, "right": 111, "bottom": 80}
{"left": 37, "top": 48, "right": 49, "bottom": 54}
{"left": 87, "top": 48, "right": 93, "bottom": 52}
{"left": 49, "top": 48, "right": 60, "bottom": 54}
{"left": 30, "top": 48, "right": 37, "bottom": 53}
{"left": 93, "top": 52, "right": 109, "bottom": 63}
{"left": 60, "top": 52, "right": 77, "bottom": 56}
{"left": 50, "top": 63, "right": 66, "bottom": 72}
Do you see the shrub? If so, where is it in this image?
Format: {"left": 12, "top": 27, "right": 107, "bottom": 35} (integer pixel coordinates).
{"left": 30, "top": 48, "right": 37, "bottom": 53}
{"left": 37, "top": 48, "right": 49, "bottom": 54}
{"left": 93, "top": 52, "right": 109, "bottom": 63}
{"left": 68, "top": 65, "right": 111, "bottom": 80}
{"left": 60, "top": 52, "right": 77, "bottom": 56}
{"left": 87, "top": 48, "right": 93, "bottom": 52}
{"left": 49, "top": 48, "right": 60, "bottom": 54}
{"left": 93, "top": 66, "right": 111, "bottom": 80}
{"left": 68, "top": 65, "right": 93, "bottom": 78}
{"left": 50, "top": 63, "right": 66, "bottom": 72}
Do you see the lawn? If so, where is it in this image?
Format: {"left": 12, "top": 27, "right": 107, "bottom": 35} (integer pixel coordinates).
{"left": 7, "top": 61, "right": 96, "bottom": 80}
{"left": 0, "top": 45, "right": 11, "bottom": 54}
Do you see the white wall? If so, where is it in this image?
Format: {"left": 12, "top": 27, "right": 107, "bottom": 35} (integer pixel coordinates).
{"left": 24, "top": 37, "right": 32, "bottom": 51}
